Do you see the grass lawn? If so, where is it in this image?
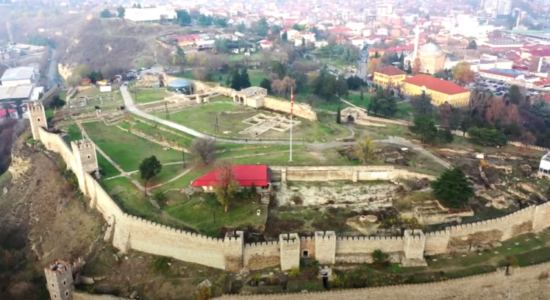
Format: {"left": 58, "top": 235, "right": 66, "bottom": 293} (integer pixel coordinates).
{"left": 158, "top": 103, "right": 351, "bottom": 142}
{"left": 228, "top": 52, "right": 262, "bottom": 62}
{"left": 217, "top": 145, "right": 295, "bottom": 159}
{"left": 133, "top": 88, "right": 169, "bottom": 104}
{"left": 130, "top": 163, "right": 186, "bottom": 187}
{"left": 228, "top": 149, "right": 356, "bottom": 166}
{"left": 131, "top": 121, "right": 195, "bottom": 147}
{"left": 209, "top": 96, "right": 233, "bottom": 102}
{"left": 83, "top": 122, "right": 183, "bottom": 172}
{"left": 98, "top": 153, "right": 120, "bottom": 178}
{"left": 345, "top": 91, "right": 372, "bottom": 108}
{"left": 247, "top": 70, "right": 267, "bottom": 87}
{"left": 63, "top": 124, "right": 82, "bottom": 144}
{"left": 163, "top": 192, "right": 266, "bottom": 236}
{"left": 100, "top": 177, "right": 195, "bottom": 231}
{"left": 156, "top": 102, "right": 254, "bottom": 134}
{"left": 155, "top": 165, "right": 216, "bottom": 192}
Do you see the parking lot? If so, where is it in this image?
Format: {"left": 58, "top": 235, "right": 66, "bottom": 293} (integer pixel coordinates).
{"left": 473, "top": 75, "right": 543, "bottom": 97}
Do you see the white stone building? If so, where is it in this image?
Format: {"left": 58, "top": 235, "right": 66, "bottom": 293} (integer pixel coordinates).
{"left": 124, "top": 7, "right": 176, "bottom": 23}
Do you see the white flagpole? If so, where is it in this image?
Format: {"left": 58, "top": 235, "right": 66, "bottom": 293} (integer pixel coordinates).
{"left": 290, "top": 87, "right": 294, "bottom": 162}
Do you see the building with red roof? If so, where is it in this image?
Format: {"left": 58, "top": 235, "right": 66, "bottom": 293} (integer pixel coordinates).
{"left": 0, "top": 108, "right": 17, "bottom": 120}
{"left": 402, "top": 75, "right": 471, "bottom": 107}
{"left": 374, "top": 66, "right": 406, "bottom": 87}
{"left": 191, "top": 165, "right": 270, "bottom": 191}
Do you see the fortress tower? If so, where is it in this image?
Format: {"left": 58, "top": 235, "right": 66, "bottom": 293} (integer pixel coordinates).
{"left": 403, "top": 229, "right": 426, "bottom": 260}
{"left": 224, "top": 230, "right": 244, "bottom": 271}
{"left": 71, "top": 140, "right": 98, "bottom": 173}
{"left": 315, "top": 231, "right": 336, "bottom": 265}
{"left": 279, "top": 233, "right": 300, "bottom": 271}
{"left": 44, "top": 260, "right": 75, "bottom": 300}
{"left": 28, "top": 102, "right": 47, "bottom": 140}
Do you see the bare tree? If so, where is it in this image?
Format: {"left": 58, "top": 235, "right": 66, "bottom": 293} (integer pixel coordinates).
{"left": 212, "top": 162, "right": 239, "bottom": 212}
{"left": 354, "top": 137, "right": 378, "bottom": 165}
{"left": 191, "top": 137, "right": 216, "bottom": 165}
{"left": 271, "top": 76, "right": 296, "bottom": 99}
{"left": 468, "top": 89, "right": 493, "bottom": 116}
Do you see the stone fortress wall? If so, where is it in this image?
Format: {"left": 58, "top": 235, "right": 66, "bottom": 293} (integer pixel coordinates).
{"left": 28, "top": 102, "right": 550, "bottom": 274}
{"left": 218, "top": 261, "right": 550, "bottom": 300}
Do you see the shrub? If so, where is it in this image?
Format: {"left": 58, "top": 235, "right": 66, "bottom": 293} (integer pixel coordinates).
{"left": 288, "top": 267, "right": 300, "bottom": 278}
{"left": 195, "top": 285, "right": 212, "bottom": 300}
{"left": 153, "top": 256, "right": 171, "bottom": 274}
{"left": 290, "top": 194, "right": 303, "bottom": 205}
{"left": 468, "top": 127, "right": 507, "bottom": 147}
{"left": 372, "top": 249, "right": 390, "bottom": 268}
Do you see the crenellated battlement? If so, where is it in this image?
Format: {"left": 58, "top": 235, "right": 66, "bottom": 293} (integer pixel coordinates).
{"left": 28, "top": 102, "right": 45, "bottom": 112}
{"left": 280, "top": 233, "right": 300, "bottom": 244}
{"left": 425, "top": 230, "right": 450, "bottom": 237}
{"left": 44, "top": 260, "right": 72, "bottom": 275}
{"left": 336, "top": 235, "right": 404, "bottom": 242}
{"left": 245, "top": 241, "right": 280, "bottom": 248}
{"left": 73, "top": 139, "right": 94, "bottom": 150}
{"left": 315, "top": 231, "right": 336, "bottom": 241}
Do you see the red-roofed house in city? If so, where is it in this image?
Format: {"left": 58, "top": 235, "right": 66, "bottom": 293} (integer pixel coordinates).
{"left": 259, "top": 40, "right": 273, "bottom": 49}
{"left": 402, "top": 75, "right": 470, "bottom": 107}
{"left": 0, "top": 108, "right": 17, "bottom": 120}
{"left": 373, "top": 66, "right": 407, "bottom": 86}
{"left": 191, "top": 165, "right": 270, "bottom": 192}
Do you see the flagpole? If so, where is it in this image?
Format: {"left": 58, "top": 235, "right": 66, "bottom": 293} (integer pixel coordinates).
{"left": 290, "top": 87, "right": 294, "bottom": 162}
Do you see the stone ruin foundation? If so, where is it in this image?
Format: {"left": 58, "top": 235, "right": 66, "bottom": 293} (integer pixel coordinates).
{"left": 240, "top": 113, "right": 301, "bottom": 136}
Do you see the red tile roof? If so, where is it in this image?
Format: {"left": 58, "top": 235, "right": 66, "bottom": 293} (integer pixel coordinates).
{"left": 403, "top": 75, "right": 469, "bottom": 95}
{"left": 0, "top": 109, "right": 16, "bottom": 119}
{"left": 191, "top": 165, "right": 269, "bottom": 187}
{"left": 376, "top": 66, "right": 406, "bottom": 76}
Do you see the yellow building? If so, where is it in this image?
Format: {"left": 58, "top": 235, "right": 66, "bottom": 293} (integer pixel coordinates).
{"left": 373, "top": 66, "right": 407, "bottom": 87}
{"left": 402, "top": 75, "right": 470, "bottom": 107}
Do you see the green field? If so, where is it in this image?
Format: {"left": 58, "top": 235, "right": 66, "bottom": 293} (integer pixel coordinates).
{"left": 155, "top": 103, "right": 351, "bottom": 142}
{"left": 133, "top": 88, "right": 169, "bottom": 104}
{"left": 100, "top": 175, "right": 265, "bottom": 236}
{"left": 228, "top": 149, "right": 357, "bottom": 166}
{"left": 164, "top": 192, "right": 266, "bottom": 236}
{"left": 83, "top": 122, "right": 183, "bottom": 172}
{"left": 130, "top": 163, "right": 185, "bottom": 187}
{"left": 98, "top": 153, "right": 120, "bottom": 178}
{"left": 172, "top": 69, "right": 267, "bottom": 88}
{"left": 155, "top": 165, "right": 215, "bottom": 192}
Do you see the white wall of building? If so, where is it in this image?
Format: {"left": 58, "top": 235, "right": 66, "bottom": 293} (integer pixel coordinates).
{"left": 125, "top": 7, "right": 176, "bottom": 22}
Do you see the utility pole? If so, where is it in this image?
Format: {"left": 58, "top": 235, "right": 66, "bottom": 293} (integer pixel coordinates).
{"left": 165, "top": 101, "right": 169, "bottom": 119}
{"left": 214, "top": 114, "right": 219, "bottom": 133}
{"left": 289, "top": 87, "right": 294, "bottom": 162}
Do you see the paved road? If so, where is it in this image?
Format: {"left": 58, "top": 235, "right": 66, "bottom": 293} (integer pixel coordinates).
{"left": 120, "top": 86, "right": 450, "bottom": 168}
{"left": 120, "top": 85, "right": 357, "bottom": 150}
{"left": 47, "top": 49, "right": 62, "bottom": 88}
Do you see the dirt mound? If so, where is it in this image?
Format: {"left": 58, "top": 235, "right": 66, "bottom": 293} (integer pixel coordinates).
{"left": 0, "top": 139, "right": 104, "bottom": 299}
{"left": 0, "top": 138, "right": 229, "bottom": 299}
{"left": 58, "top": 19, "right": 152, "bottom": 71}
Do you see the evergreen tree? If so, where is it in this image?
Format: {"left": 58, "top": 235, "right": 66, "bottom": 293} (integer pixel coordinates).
{"left": 410, "top": 115, "right": 438, "bottom": 144}
{"left": 431, "top": 167, "right": 474, "bottom": 209}
{"left": 230, "top": 69, "right": 242, "bottom": 90}
{"left": 260, "top": 78, "right": 272, "bottom": 93}
{"left": 240, "top": 68, "right": 251, "bottom": 89}
{"left": 411, "top": 91, "right": 433, "bottom": 116}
